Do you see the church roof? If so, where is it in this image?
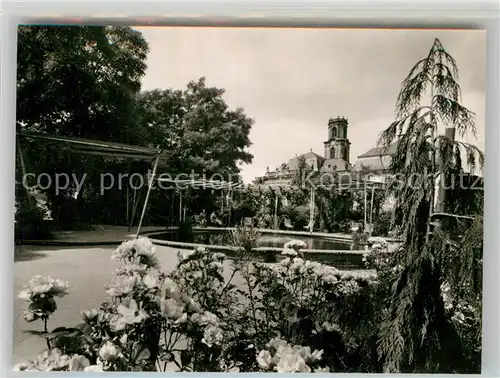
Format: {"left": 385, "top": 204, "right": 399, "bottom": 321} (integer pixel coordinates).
{"left": 357, "top": 142, "right": 398, "bottom": 158}
{"left": 285, "top": 150, "right": 325, "bottom": 171}
{"left": 299, "top": 150, "right": 326, "bottom": 161}
{"left": 320, "top": 158, "right": 351, "bottom": 172}
{"left": 353, "top": 158, "right": 390, "bottom": 172}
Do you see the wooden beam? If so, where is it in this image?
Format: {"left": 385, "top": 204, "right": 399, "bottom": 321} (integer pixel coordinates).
{"left": 430, "top": 212, "right": 476, "bottom": 221}
{"left": 16, "top": 136, "right": 33, "bottom": 204}
{"left": 70, "top": 148, "right": 155, "bottom": 161}
{"left": 17, "top": 131, "right": 157, "bottom": 155}
{"left": 126, "top": 185, "right": 129, "bottom": 225}
{"left": 364, "top": 182, "right": 368, "bottom": 231}
{"left": 127, "top": 186, "right": 141, "bottom": 232}
{"left": 136, "top": 151, "right": 162, "bottom": 238}
{"left": 179, "top": 190, "right": 183, "bottom": 223}
{"left": 228, "top": 189, "right": 233, "bottom": 227}
{"left": 369, "top": 184, "right": 375, "bottom": 236}
{"left": 274, "top": 194, "right": 279, "bottom": 230}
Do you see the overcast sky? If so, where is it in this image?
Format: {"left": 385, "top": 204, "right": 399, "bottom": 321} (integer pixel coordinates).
{"left": 136, "top": 27, "right": 486, "bottom": 183}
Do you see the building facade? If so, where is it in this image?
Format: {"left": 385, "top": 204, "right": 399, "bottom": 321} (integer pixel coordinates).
{"left": 352, "top": 142, "right": 398, "bottom": 184}
{"left": 254, "top": 117, "right": 352, "bottom": 187}
{"left": 323, "top": 116, "right": 351, "bottom": 170}
{"left": 253, "top": 116, "right": 401, "bottom": 188}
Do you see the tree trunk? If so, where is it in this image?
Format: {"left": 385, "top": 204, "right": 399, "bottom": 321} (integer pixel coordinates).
{"left": 435, "top": 127, "right": 456, "bottom": 213}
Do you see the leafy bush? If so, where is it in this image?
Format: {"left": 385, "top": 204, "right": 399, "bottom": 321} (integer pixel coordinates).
{"left": 371, "top": 211, "right": 392, "bottom": 237}
{"left": 351, "top": 230, "right": 368, "bottom": 250}
{"left": 16, "top": 237, "right": 377, "bottom": 372}
{"left": 15, "top": 199, "right": 52, "bottom": 240}
{"left": 193, "top": 211, "right": 208, "bottom": 227}
{"left": 178, "top": 218, "right": 194, "bottom": 242}
{"left": 16, "top": 235, "right": 481, "bottom": 373}
{"left": 279, "top": 206, "right": 308, "bottom": 231}
{"left": 229, "top": 224, "right": 260, "bottom": 254}
{"left": 229, "top": 224, "right": 277, "bottom": 263}
{"left": 338, "top": 220, "right": 352, "bottom": 234}
{"left": 388, "top": 225, "right": 403, "bottom": 239}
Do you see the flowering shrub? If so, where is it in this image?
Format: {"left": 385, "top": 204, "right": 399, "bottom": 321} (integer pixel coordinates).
{"left": 17, "top": 234, "right": 385, "bottom": 372}
{"left": 194, "top": 211, "right": 208, "bottom": 227}
{"left": 388, "top": 225, "right": 403, "bottom": 239}
{"left": 256, "top": 338, "right": 327, "bottom": 372}
{"left": 362, "top": 240, "right": 392, "bottom": 270}
{"left": 351, "top": 230, "right": 369, "bottom": 250}
{"left": 229, "top": 224, "right": 260, "bottom": 253}
{"left": 440, "top": 281, "right": 482, "bottom": 368}
{"left": 18, "top": 275, "right": 69, "bottom": 353}
{"left": 282, "top": 239, "right": 308, "bottom": 257}
{"left": 13, "top": 349, "right": 90, "bottom": 372}
{"left": 19, "top": 275, "right": 69, "bottom": 323}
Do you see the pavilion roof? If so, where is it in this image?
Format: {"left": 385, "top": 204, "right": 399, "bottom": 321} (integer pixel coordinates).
{"left": 17, "top": 131, "right": 168, "bottom": 161}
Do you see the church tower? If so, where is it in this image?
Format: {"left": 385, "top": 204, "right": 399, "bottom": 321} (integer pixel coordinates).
{"left": 323, "top": 117, "right": 351, "bottom": 163}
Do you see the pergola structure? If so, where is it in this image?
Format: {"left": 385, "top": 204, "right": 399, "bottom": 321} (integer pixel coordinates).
{"left": 16, "top": 131, "right": 243, "bottom": 238}
{"left": 17, "top": 131, "right": 166, "bottom": 161}
{"left": 152, "top": 177, "right": 244, "bottom": 232}
{"left": 18, "top": 131, "right": 479, "bottom": 240}
{"left": 248, "top": 180, "right": 388, "bottom": 234}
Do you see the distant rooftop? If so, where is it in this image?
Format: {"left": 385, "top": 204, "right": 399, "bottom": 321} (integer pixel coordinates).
{"left": 357, "top": 142, "right": 398, "bottom": 158}
{"left": 285, "top": 150, "right": 325, "bottom": 171}
{"left": 320, "top": 158, "right": 351, "bottom": 172}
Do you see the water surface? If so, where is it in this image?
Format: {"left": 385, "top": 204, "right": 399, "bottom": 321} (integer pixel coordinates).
{"left": 152, "top": 230, "right": 352, "bottom": 251}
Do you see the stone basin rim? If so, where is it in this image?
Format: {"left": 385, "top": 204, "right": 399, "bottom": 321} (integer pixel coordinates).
{"left": 146, "top": 226, "right": 353, "bottom": 241}
{"left": 144, "top": 227, "right": 368, "bottom": 255}
{"left": 144, "top": 226, "right": 402, "bottom": 243}
{"left": 146, "top": 237, "right": 368, "bottom": 255}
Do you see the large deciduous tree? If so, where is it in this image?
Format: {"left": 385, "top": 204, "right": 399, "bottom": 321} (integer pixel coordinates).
{"left": 137, "top": 78, "right": 254, "bottom": 225}
{"left": 16, "top": 25, "right": 150, "bottom": 227}
{"left": 138, "top": 77, "right": 254, "bottom": 177}
{"left": 17, "top": 25, "right": 149, "bottom": 143}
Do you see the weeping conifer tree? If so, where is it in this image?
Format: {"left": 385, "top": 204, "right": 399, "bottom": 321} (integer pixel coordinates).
{"left": 376, "top": 38, "right": 484, "bottom": 373}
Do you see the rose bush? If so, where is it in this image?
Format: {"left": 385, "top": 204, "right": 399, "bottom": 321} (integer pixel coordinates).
{"left": 16, "top": 234, "right": 378, "bottom": 372}
{"left": 16, "top": 231, "right": 479, "bottom": 373}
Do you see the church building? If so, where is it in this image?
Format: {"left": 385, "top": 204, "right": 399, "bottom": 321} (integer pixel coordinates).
{"left": 321, "top": 116, "right": 352, "bottom": 174}
{"left": 253, "top": 117, "right": 352, "bottom": 187}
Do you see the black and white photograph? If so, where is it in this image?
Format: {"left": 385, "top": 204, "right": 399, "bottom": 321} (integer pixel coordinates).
{"left": 13, "top": 25, "right": 485, "bottom": 373}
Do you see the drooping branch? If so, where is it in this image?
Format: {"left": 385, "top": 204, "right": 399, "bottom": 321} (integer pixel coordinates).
{"left": 395, "top": 38, "right": 460, "bottom": 120}
{"left": 432, "top": 95, "right": 476, "bottom": 137}
{"left": 435, "top": 135, "right": 484, "bottom": 174}
{"left": 376, "top": 37, "right": 482, "bottom": 373}
{"left": 396, "top": 70, "right": 432, "bottom": 118}
{"left": 433, "top": 62, "right": 461, "bottom": 101}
